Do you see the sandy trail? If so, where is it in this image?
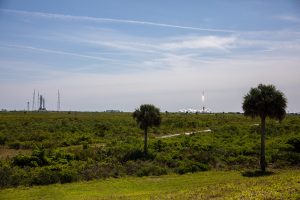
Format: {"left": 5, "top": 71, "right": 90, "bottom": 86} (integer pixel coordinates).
{"left": 157, "top": 129, "right": 212, "bottom": 139}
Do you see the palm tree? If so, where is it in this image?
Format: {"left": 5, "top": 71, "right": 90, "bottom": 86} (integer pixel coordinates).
{"left": 133, "top": 104, "right": 161, "bottom": 156}
{"left": 242, "top": 84, "right": 287, "bottom": 171}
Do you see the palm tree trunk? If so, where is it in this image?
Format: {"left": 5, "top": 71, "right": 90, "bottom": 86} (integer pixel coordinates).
{"left": 144, "top": 128, "right": 148, "bottom": 156}
{"left": 260, "top": 116, "right": 266, "bottom": 171}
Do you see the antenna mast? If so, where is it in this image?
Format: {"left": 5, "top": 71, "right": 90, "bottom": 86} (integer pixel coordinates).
{"left": 57, "top": 90, "right": 61, "bottom": 112}
{"left": 27, "top": 101, "right": 30, "bottom": 112}
{"left": 32, "top": 89, "right": 35, "bottom": 111}
{"left": 37, "top": 92, "right": 40, "bottom": 110}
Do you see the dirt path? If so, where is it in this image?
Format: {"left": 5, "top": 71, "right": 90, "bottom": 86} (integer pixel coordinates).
{"left": 157, "top": 129, "right": 212, "bottom": 139}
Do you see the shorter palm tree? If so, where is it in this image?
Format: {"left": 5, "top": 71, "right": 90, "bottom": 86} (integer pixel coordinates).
{"left": 133, "top": 104, "right": 161, "bottom": 156}
{"left": 243, "top": 84, "right": 287, "bottom": 171}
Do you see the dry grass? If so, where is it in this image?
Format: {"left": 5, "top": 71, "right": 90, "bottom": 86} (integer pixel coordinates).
{"left": 0, "top": 146, "right": 31, "bottom": 160}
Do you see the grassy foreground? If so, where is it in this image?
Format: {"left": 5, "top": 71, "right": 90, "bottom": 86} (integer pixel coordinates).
{"left": 0, "top": 169, "right": 299, "bottom": 200}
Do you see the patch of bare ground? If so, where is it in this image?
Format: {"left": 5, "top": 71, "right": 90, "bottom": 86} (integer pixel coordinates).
{"left": 0, "top": 145, "right": 31, "bottom": 159}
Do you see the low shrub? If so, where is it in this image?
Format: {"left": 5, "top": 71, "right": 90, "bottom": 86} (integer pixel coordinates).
{"left": 226, "top": 155, "right": 257, "bottom": 167}
{"left": 10, "top": 167, "right": 30, "bottom": 186}
{"left": 286, "top": 137, "right": 300, "bottom": 152}
{"left": 176, "top": 161, "right": 209, "bottom": 174}
{"left": 0, "top": 132, "right": 7, "bottom": 145}
{"left": 8, "top": 141, "right": 23, "bottom": 149}
{"left": 59, "top": 168, "right": 78, "bottom": 183}
{"left": 0, "top": 164, "right": 12, "bottom": 188}
{"left": 13, "top": 154, "right": 38, "bottom": 167}
{"left": 31, "top": 167, "right": 60, "bottom": 185}
{"left": 122, "top": 148, "right": 144, "bottom": 162}
{"left": 136, "top": 162, "right": 167, "bottom": 177}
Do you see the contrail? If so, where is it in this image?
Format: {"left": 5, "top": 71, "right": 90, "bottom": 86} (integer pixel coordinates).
{"left": 0, "top": 9, "right": 237, "bottom": 33}
{"left": 5, "top": 44, "right": 114, "bottom": 61}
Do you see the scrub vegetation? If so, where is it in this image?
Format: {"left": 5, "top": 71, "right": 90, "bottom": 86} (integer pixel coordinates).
{"left": 0, "top": 111, "right": 299, "bottom": 188}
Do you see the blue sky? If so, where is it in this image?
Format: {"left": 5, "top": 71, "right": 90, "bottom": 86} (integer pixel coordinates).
{"left": 0, "top": 0, "right": 300, "bottom": 112}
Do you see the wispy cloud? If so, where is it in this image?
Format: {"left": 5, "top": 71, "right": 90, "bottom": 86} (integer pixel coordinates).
{"left": 160, "top": 36, "right": 236, "bottom": 51}
{"left": 4, "top": 44, "right": 114, "bottom": 61}
{"left": 0, "top": 9, "right": 237, "bottom": 33}
{"left": 82, "top": 39, "right": 160, "bottom": 54}
{"left": 1, "top": 44, "right": 166, "bottom": 72}
{"left": 275, "top": 15, "right": 300, "bottom": 23}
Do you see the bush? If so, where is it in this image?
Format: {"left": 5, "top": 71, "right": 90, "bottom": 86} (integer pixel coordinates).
{"left": 136, "top": 162, "right": 167, "bottom": 177}
{"left": 0, "top": 164, "right": 12, "bottom": 188}
{"left": 76, "top": 136, "right": 91, "bottom": 144}
{"left": 124, "top": 160, "right": 140, "bottom": 175}
{"left": 59, "top": 169, "right": 78, "bottom": 183}
{"left": 12, "top": 147, "right": 49, "bottom": 167}
{"left": 122, "top": 148, "right": 144, "bottom": 162}
{"left": 31, "top": 146, "right": 50, "bottom": 166}
{"left": 176, "top": 161, "right": 209, "bottom": 175}
{"left": 226, "top": 155, "right": 257, "bottom": 166}
{"left": 155, "top": 153, "right": 179, "bottom": 168}
{"left": 7, "top": 140, "right": 33, "bottom": 149}
{"left": 80, "top": 162, "right": 118, "bottom": 180}
{"left": 222, "top": 125, "right": 240, "bottom": 135}
{"left": 60, "top": 140, "right": 73, "bottom": 147}
{"left": 283, "top": 152, "right": 300, "bottom": 165}
{"left": 32, "top": 167, "right": 60, "bottom": 185}
{"left": 153, "top": 140, "right": 165, "bottom": 152}
{"left": 286, "top": 137, "right": 300, "bottom": 152}
{"left": 95, "top": 122, "right": 111, "bottom": 137}
{"left": 0, "top": 133, "right": 7, "bottom": 145}
{"left": 13, "top": 154, "right": 39, "bottom": 167}
{"left": 10, "top": 167, "right": 30, "bottom": 186}
{"left": 82, "top": 141, "right": 89, "bottom": 150}
{"left": 8, "top": 141, "right": 22, "bottom": 149}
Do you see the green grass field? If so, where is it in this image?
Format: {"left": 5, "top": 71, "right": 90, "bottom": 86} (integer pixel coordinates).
{"left": 0, "top": 169, "right": 299, "bottom": 200}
